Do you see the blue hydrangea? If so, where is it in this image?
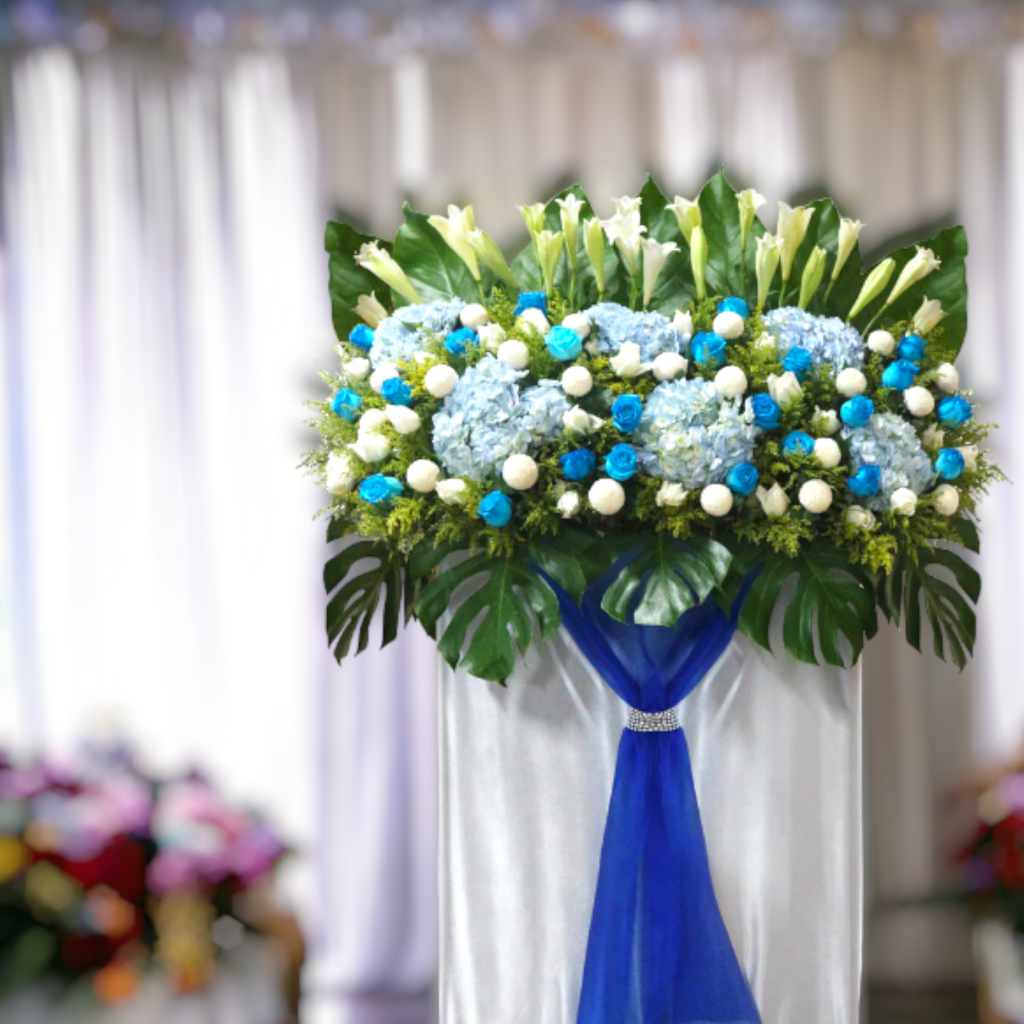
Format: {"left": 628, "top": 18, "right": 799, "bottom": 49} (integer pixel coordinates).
{"left": 843, "top": 412, "right": 935, "bottom": 511}
{"left": 763, "top": 307, "right": 864, "bottom": 375}
{"left": 370, "top": 299, "right": 466, "bottom": 367}
{"left": 634, "top": 379, "right": 760, "bottom": 488}
{"left": 431, "top": 355, "right": 570, "bottom": 482}
{"left": 584, "top": 303, "right": 688, "bottom": 362}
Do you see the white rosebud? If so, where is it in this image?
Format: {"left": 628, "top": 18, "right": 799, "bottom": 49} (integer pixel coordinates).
{"left": 502, "top": 453, "right": 539, "bottom": 491}
{"left": 436, "top": 479, "right": 468, "bottom": 505}
{"left": 934, "top": 362, "right": 960, "bottom": 394}
{"left": 913, "top": 296, "right": 947, "bottom": 335}
{"left": 385, "top": 405, "right": 421, "bottom": 435}
{"left": 560, "top": 312, "right": 591, "bottom": 339}
{"left": 561, "top": 366, "right": 594, "bottom": 397}
{"left": 370, "top": 364, "right": 400, "bottom": 394}
{"left": 652, "top": 352, "right": 688, "bottom": 382}
{"left": 412, "top": 350, "right": 432, "bottom": 365}
{"left": 933, "top": 484, "right": 960, "bottom": 516}
{"left": 406, "top": 459, "right": 441, "bottom": 494}
{"left": 673, "top": 309, "right": 694, "bottom": 339}
{"left": 349, "top": 432, "right": 391, "bottom": 464}
{"left": 460, "top": 303, "right": 489, "bottom": 329}
{"left": 811, "top": 407, "right": 841, "bottom": 437}
{"left": 754, "top": 333, "right": 776, "bottom": 351}
{"left": 358, "top": 408, "right": 388, "bottom": 434}
{"left": 343, "top": 357, "right": 371, "bottom": 381}
{"left": 497, "top": 340, "right": 530, "bottom": 370}
{"left": 767, "top": 371, "right": 803, "bottom": 409}
{"left": 813, "top": 437, "right": 842, "bottom": 469}
{"left": 904, "top": 386, "right": 935, "bottom": 417}
{"left": 588, "top": 478, "right": 626, "bottom": 516}
{"left": 712, "top": 310, "right": 745, "bottom": 340}
{"left": 563, "top": 405, "right": 604, "bottom": 434}
{"left": 325, "top": 452, "right": 359, "bottom": 496}
{"left": 958, "top": 444, "right": 979, "bottom": 472}
{"left": 921, "top": 424, "right": 946, "bottom": 451}
{"left": 798, "top": 479, "right": 833, "bottom": 514}
{"left": 557, "top": 491, "right": 582, "bottom": 518}
{"left": 845, "top": 506, "right": 877, "bottom": 530}
{"left": 609, "top": 342, "right": 643, "bottom": 379}
{"left": 517, "top": 308, "right": 550, "bottom": 336}
{"left": 478, "top": 323, "right": 507, "bottom": 352}
{"left": 700, "top": 484, "right": 734, "bottom": 517}
{"left": 714, "top": 365, "right": 748, "bottom": 399}
{"left": 890, "top": 487, "right": 918, "bottom": 516}
{"left": 835, "top": 368, "right": 867, "bottom": 398}
{"left": 424, "top": 363, "right": 460, "bottom": 398}
{"left": 867, "top": 330, "right": 896, "bottom": 356}
{"left": 756, "top": 483, "right": 789, "bottom": 519}
{"left": 656, "top": 482, "right": 688, "bottom": 508}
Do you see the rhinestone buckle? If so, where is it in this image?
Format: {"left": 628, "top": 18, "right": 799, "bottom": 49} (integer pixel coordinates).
{"left": 627, "top": 708, "right": 680, "bottom": 733}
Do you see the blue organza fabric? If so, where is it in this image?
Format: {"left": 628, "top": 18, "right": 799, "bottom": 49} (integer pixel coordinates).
{"left": 548, "top": 565, "right": 762, "bottom": 1024}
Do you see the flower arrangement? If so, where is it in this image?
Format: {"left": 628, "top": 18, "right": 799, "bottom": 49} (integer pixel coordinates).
{"left": 306, "top": 172, "right": 999, "bottom": 683}
{"left": 0, "top": 750, "right": 288, "bottom": 1006}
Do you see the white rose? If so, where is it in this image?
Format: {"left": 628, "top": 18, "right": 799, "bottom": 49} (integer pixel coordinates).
{"left": 406, "top": 459, "right": 441, "bottom": 494}
{"left": 934, "top": 362, "right": 960, "bottom": 394}
{"left": 700, "top": 484, "right": 734, "bottom": 517}
{"left": 673, "top": 309, "right": 693, "bottom": 339}
{"left": 561, "top": 312, "right": 591, "bottom": 338}
{"left": 714, "top": 365, "right": 748, "bottom": 399}
{"left": 460, "top": 303, "right": 489, "bottom": 329}
{"left": 813, "top": 437, "right": 842, "bottom": 469}
{"left": 478, "top": 323, "right": 507, "bottom": 352}
{"left": 958, "top": 444, "right": 979, "bottom": 472}
{"left": 497, "top": 340, "right": 530, "bottom": 370}
{"left": 517, "top": 308, "right": 550, "bottom": 336}
{"left": 756, "top": 483, "right": 789, "bottom": 518}
{"left": 904, "top": 386, "right": 935, "bottom": 417}
{"left": 933, "top": 484, "right": 960, "bottom": 516}
{"left": 845, "top": 506, "right": 876, "bottom": 530}
{"left": 436, "top": 479, "right": 468, "bottom": 505}
{"left": 921, "top": 424, "right": 945, "bottom": 451}
{"left": 767, "top": 371, "right": 802, "bottom": 408}
{"left": 424, "top": 363, "right": 459, "bottom": 398}
{"left": 385, "top": 405, "right": 421, "bottom": 435}
{"left": 343, "top": 357, "right": 371, "bottom": 381}
{"left": 754, "top": 333, "right": 776, "bottom": 351}
{"left": 349, "top": 432, "right": 391, "bottom": 464}
{"left": 561, "top": 366, "right": 594, "bottom": 397}
{"left": 656, "top": 482, "right": 688, "bottom": 507}
{"left": 798, "top": 479, "right": 833, "bottom": 514}
{"left": 890, "top": 487, "right": 918, "bottom": 516}
{"left": 502, "top": 453, "right": 539, "bottom": 490}
{"left": 563, "top": 405, "right": 604, "bottom": 434}
{"left": 370, "top": 364, "right": 400, "bottom": 394}
{"left": 609, "top": 342, "right": 643, "bottom": 378}
{"left": 712, "top": 310, "right": 745, "bottom": 340}
{"left": 835, "top": 368, "right": 867, "bottom": 397}
{"left": 652, "top": 352, "right": 688, "bottom": 382}
{"left": 557, "top": 491, "right": 582, "bottom": 518}
{"left": 588, "top": 478, "right": 626, "bottom": 516}
{"left": 358, "top": 408, "right": 388, "bottom": 434}
{"left": 867, "top": 330, "right": 896, "bottom": 356}
{"left": 811, "top": 407, "right": 841, "bottom": 436}
{"left": 325, "top": 452, "right": 358, "bottom": 496}
{"left": 412, "top": 350, "right": 432, "bottom": 365}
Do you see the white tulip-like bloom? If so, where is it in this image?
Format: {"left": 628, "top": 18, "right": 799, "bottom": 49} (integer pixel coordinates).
{"left": 356, "top": 241, "right": 422, "bottom": 305}
{"left": 813, "top": 437, "right": 842, "bottom": 469}
{"left": 349, "top": 432, "right": 391, "bottom": 464}
{"left": 934, "top": 362, "right": 960, "bottom": 394}
{"left": 460, "top": 303, "right": 490, "bottom": 329}
{"left": 589, "top": 478, "right": 626, "bottom": 515}
{"left": 358, "top": 408, "right": 388, "bottom": 434}
{"left": 557, "top": 491, "right": 582, "bottom": 518}
{"left": 714, "top": 365, "right": 748, "bottom": 399}
{"left": 478, "top": 323, "right": 507, "bottom": 352}
{"left": 406, "top": 459, "right": 441, "bottom": 494}
{"left": 798, "top": 479, "right": 833, "bottom": 514}
{"left": 325, "top": 452, "right": 358, "bottom": 496}
{"left": 754, "top": 332, "right": 776, "bottom": 351}
{"left": 561, "top": 365, "right": 594, "bottom": 397}
{"left": 767, "top": 371, "right": 803, "bottom": 408}
{"left": 641, "top": 237, "right": 679, "bottom": 308}
{"left": 712, "top": 310, "right": 745, "bottom": 340}
{"left": 609, "top": 341, "right": 644, "bottom": 378}
{"left": 673, "top": 309, "right": 694, "bottom": 339}
{"left": 903, "top": 386, "right": 935, "bottom": 417}
{"left": 354, "top": 293, "right": 388, "bottom": 328}
{"left": 656, "top": 482, "right": 688, "bottom": 507}
{"left": 428, "top": 205, "right": 481, "bottom": 280}
{"left": 561, "top": 312, "right": 591, "bottom": 338}
{"left": 913, "top": 297, "right": 947, "bottom": 335}
{"left": 517, "top": 307, "right": 551, "bottom": 336}
{"left": 812, "top": 406, "right": 841, "bottom": 436}
{"left": 700, "top": 484, "right": 734, "bottom": 517}
{"left": 958, "top": 444, "right": 979, "bottom": 471}
{"left": 497, "top": 340, "right": 531, "bottom": 370}
{"left": 756, "top": 483, "right": 789, "bottom": 518}
{"left": 563, "top": 405, "right": 604, "bottom": 434}
{"left": 601, "top": 205, "right": 647, "bottom": 279}
{"left": 412, "top": 350, "right": 432, "bottom": 365}
{"left": 424, "top": 363, "right": 460, "bottom": 398}
{"left": 436, "top": 479, "right": 468, "bottom": 505}
{"left": 652, "top": 352, "right": 688, "bottom": 382}
{"left": 933, "top": 484, "right": 960, "bottom": 516}
{"left": 370, "top": 364, "right": 400, "bottom": 394}
{"left": 886, "top": 246, "right": 941, "bottom": 306}
{"left": 845, "top": 506, "right": 877, "bottom": 530}
{"left": 867, "top": 330, "right": 896, "bottom": 356}
{"left": 385, "top": 405, "right": 421, "bottom": 435}
{"left": 502, "top": 453, "right": 539, "bottom": 490}
{"left": 343, "top": 357, "right": 371, "bottom": 381}
{"left": 890, "top": 487, "right": 918, "bottom": 516}
{"left": 835, "top": 368, "right": 867, "bottom": 397}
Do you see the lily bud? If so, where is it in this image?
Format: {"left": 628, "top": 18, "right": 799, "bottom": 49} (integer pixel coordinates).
{"left": 356, "top": 241, "right": 422, "bottom": 305}
{"left": 777, "top": 202, "right": 814, "bottom": 284}
{"left": 518, "top": 202, "right": 546, "bottom": 240}
{"left": 847, "top": 257, "right": 895, "bottom": 321}
{"left": 667, "top": 196, "right": 702, "bottom": 246}
{"left": 583, "top": 218, "right": 606, "bottom": 295}
{"left": 737, "top": 189, "right": 766, "bottom": 252}
{"left": 755, "top": 233, "right": 781, "bottom": 309}
{"left": 601, "top": 206, "right": 646, "bottom": 280}
{"left": 832, "top": 218, "right": 863, "bottom": 282}
{"left": 798, "top": 246, "right": 828, "bottom": 309}
{"left": 887, "top": 246, "right": 941, "bottom": 306}
{"left": 641, "top": 237, "right": 679, "bottom": 308}
{"left": 556, "top": 194, "right": 585, "bottom": 268}
{"left": 912, "top": 296, "right": 947, "bottom": 335}
{"left": 466, "top": 228, "right": 518, "bottom": 288}
{"left": 536, "top": 230, "right": 565, "bottom": 295}
{"left": 690, "top": 225, "right": 708, "bottom": 301}
{"left": 354, "top": 293, "right": 388, "bottom": 328}
{"left": 428, "top": 205, "right": 480, "bottom": 280}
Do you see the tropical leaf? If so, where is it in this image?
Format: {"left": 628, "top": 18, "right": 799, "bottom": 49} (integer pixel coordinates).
{"left": 324, "top": 221, "right": 392, "bottom": 341}
{"left": 393, "top": 204, "right": 480, "bottom": 303}
{"left": 697, "top": 169, "right": 765, "bottom": 306}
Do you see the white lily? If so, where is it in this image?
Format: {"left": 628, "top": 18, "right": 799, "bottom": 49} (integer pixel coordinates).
{"left": 912, "top": 296, "right": 947, "bottom": 335}
{"left": 847, "top": 257, "right": 895, "bottom": 321}
{"left": 887, "top": 246, "right": 941, "bottom": 306}
{"left": 466, "top": 228, "right": 518, "bottom": 288}
{"left": 777, "top": 201, "right": 814, "bottom": 287}
{"left": 428, "top": 204, "right": 480, "bottom": 280}
{"left": 601, "top": 207, "right": 646, "bottom": 279}
{"left": 518, "top": 202, "right": 546, "bottom": 240}
{"left": 356, "top": 242, "right": 422, "bottom": 305}
{"left": 737, "top": 189, "right": 766, "bottom": 251}
{"left": 755, "top": 233, "right": 781, "bottom": 309}
{"left": 798, "top": 246, "right": 828, "bottom": 309}
{"left": 536, "top": 230, "right": 565, "bottom": 295}
{"left": 354, "top": 293, "right": 388, "bottom": 328}
{"left": 641, "top": 237, "right": 679, "bottom": 308}
{"left": 556, "top": 194, "right": 585, "bottom": 268}
{"left": 832, "top": 218, "right": 863, "bottom": 282}
{"left": 583, "top": 218, "right": 606, "bottom": 295}
{"left": 667, "top": 196, "right": 702, "bottom": 245}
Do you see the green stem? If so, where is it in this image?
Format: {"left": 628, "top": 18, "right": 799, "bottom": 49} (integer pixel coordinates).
{"left": 822, "top": 279, "right": 836, "bottom": 310}
{"left": 777, "top": 276, "right": 789, "bottom": 308}
{"left": 628, "top": 275, "right": 640, "bottom": 311}
{"left": 860, "top": 302, "right": 890, "bottom": 337}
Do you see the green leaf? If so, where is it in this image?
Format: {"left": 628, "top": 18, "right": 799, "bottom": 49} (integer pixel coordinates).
{"left": 696, "top": 169, "right": 764, "bottom": 305}
{"left": 393, "top": 204, "right": 480, "bottom": 303}
{"left": 528, "top": 539, "right": 587, "bottom": 604}
{"left": 324, "top": 221, "right": 392, "bottom": 341}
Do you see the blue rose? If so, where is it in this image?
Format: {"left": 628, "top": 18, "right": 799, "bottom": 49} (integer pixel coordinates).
{"left": 881, "top": 359, "right": 918, "bottom": 391}
{"left": 331, "top": 388, "right": 362, "bottom": 422}
{"left": 691, "top": 331, "right": 727, "bottom": 367}
{"left": 603, "top": 444, "right": 637, "bottom": 482}
{"left": 717, "top": 296, "right": 750, "bottom": 318}
{"left": 560, "top": 448, "right": 596, "bottom": 481}
{"left": 726, "top": 461, "right": 759, "bottom": 496}
{"left": 478, "top": 490, "right": 513, "bottom": 528}
{"left": 847, "top": 465, "right": 882, "bottom": 497}
{"left": 611, "top": 394, "right": 644, "bottom": 432}
{"left": 513, "top": 291, "right": 548, "bottom": 317}
{"left": 897, "top": 333, "right": 926, "bottom": 362}
{"left": 935, "top": 448, "right": 965, "bottom": 480}
{"left": 546, "top": 324, "right": 583, "bottom": 361}
{"left": 782, "top": 431, "right": 815, "bottom": 458}
{"left": 750, "top": 393, "right": 781, "bottom": 429}
{"left": 445, "top": 327, "right": 478, "bottom": 356}
{"left": 938, "top": 395, "right": 972, "bottom": 428}
{"left": 381, "top": 377, "right": 414, "bottom": 406}
{"left": 359, "top": 474, "right": 404, "bottom": 505}
{"left": 841, "top": 395, "right": 875, "bottom": 428}
{"left": 782, "top": 346, "right": 813, "bottom": 381}
{"left": 349, "top": 324, "right": 375, "bottom": 350}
